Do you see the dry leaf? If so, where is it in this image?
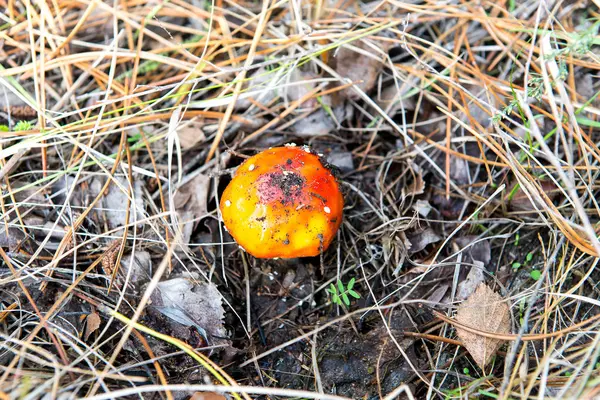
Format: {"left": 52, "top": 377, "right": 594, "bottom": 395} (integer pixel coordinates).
{"left": 374, "top": 83, "right": 416, "bottom": 114}
{"left": 334, "top": 40, "right": 391, "bottom": 100}
{"left": 150, "top": 276, "right": 227, "bottom": 344}
{"left": 427, "top": 284, "right": 449, "bottom": 304}
{"left": 103, "top": 177, "right": 145, "bottom": 229}
{"left": 407, "top": 228, "right": 441, "bottom": 254}
{"left": 404, "top": 172, "right": 425, "bottom": 197}
{"left": 69, "top": 175, "right": 145, "bottom": 230}
{"left": 454, "top": 236, "right": 491, "bottom": 266}
{"left": 450, "top": 157, "right": 470, "bottom": 186}
{"left": 22, "top": 216, "right": 66, "bottom": 241}
{"left": 120, "top": 251, "right": 152, "bottom": 291}
{"left": 507, "top": 179, "right": 558, "bottom": 212}
{"left": 85, "top": 312, "right": 101, "bottom": 340}
{"left": 173, "top": 174, "right": 211, "bottom": 244}
{"left": 412, "top": 200, "right": 432, "bottom": 217}
{"left": 292, "top": 102, "right": 352, "bottom": 137}
{"left": 455, "top": 284, "right": 510, "bottom": 369}
{"left": 326, "top": 151, "right": 354, "bottom": 173}
{"left": 0, "top": 228, "right": 26, "bottom": 251}
{"left": 460, "top": 84, "right": 498, "bottom": 129}
{"left": 0, "top": 91, "right": 36, "bottom": 120}
{"left": 190, "top": 392, "right": 228, "bottom": 400}
{"left": 177, "top": 117, "right": 207, "bottom": 149}
{"left": 456, "top": 261, "right": 485, "bottom": 301}
{"left": 235, "top": 68, "right": 318, "bottom": 110}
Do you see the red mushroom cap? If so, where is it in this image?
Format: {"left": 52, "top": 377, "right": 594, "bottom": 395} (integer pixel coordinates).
{"left": 220, "top": 145, "right": 343, "bottom": 258}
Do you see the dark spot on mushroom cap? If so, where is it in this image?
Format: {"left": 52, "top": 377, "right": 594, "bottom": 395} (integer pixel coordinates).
{"left": 286, "top": 159, "right": 293, "bottom": 165}
{"left": 257, "top": 172, "right": 305, "bottom": 205}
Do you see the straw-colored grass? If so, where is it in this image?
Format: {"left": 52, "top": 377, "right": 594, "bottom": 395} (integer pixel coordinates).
{"left": 0, "top": 0, "right": 599, "bottom": 398}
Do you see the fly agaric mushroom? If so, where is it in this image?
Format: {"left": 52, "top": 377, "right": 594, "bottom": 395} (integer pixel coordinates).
{"left": 220, "top": 145, "right": 343, "bottom": 258}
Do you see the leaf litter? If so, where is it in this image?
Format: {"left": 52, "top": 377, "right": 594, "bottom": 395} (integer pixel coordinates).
{"left": 2, "top": 0, "right": 598, "bottom": 398}
{"left": 84, "top": 312, "right": 101, "bottom": 341}
{"left": 172, "top": 173, "right": 211, "bottom": 244}
{"left": 455, "top": 284, "right": 511, "bottom": 370}
{"left": 334, "top": 39, "right": 392, "bottom": 100}
{"left": 149, "top": 275, "right": 229, "bottom": 352}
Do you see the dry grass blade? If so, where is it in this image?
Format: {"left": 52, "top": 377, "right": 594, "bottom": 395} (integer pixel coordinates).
{"left": 1, "top": 0, "right": 600, "bottom": 398}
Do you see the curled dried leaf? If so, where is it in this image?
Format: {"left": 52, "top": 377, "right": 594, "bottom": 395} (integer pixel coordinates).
{"left": 173, "top": 174, "right": 211, "bottom": 244}
{"left": 85, "top": 312, "right": 101, "bottom": 340}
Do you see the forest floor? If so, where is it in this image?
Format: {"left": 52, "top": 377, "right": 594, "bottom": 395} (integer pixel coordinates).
{"left": 1, "top": 0, "right": 600, "bottom": 399}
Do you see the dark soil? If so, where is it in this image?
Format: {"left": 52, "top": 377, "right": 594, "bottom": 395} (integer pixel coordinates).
{"left": 258, "top": 172, "right": 306, "bottom": 205}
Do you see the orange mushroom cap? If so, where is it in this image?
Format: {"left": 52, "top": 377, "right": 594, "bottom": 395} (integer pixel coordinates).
{"left": 220, "top": 145, "right": 344, "bottom": 259}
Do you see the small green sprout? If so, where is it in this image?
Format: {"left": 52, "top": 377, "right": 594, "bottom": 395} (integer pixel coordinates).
{"left": 463, "top": 367, "right": 470, "bottom": 375}
{"left": 0, "top": 124, "right": 8, "bottom": 132}
{"left": 513, "top": 251, "right": 535, "bottom": 272}
{"left": 14, "top": 120, "right": 34, "bottom": 131}
{"left": 530, "top": 270, "right": 541, "bottom": 281}
{"left": 328, "top": 278, "right": 360, "bottom": 306}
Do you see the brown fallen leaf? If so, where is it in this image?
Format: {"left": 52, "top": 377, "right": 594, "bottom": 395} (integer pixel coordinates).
{"left": 453, "top": 236, "right": 491, "bottom": 266}
{"left": 374, "top": 83, "right": 417, "bottom": 115}
{"left": 101, "top": 240, "right": 121, "bottom": 277}
{"left": 333, "top": 39, "right": 392, "bottom": 100}
{"left": 190, "top": 392, "right": 227, "bottom": 400}
{"left": 173, "top": 174, "right": 211, "bottom": 244}
{"left": 85, "top": 312, "right": 101, "bottom": 340}
{"left": 455, "top": 284, "right": 510, "bottom": 369}
{"left": 177, "top": 117, "right": 207, "bottom": 149}
{"left": 120, "top": 251, "right": 153, "bottom": 292}
{"left": 404, "top": 170, "right": 425, "bottom": 197}
{"left": 0, "top": 91, "right": 36, "bottom": 120}
{"left": 326, "top": 150, "right": 354, "bottom": 173}
{"left": 406, "top": 228, "right": 441, "bottom": 254}
{"left": 507, "top": 179, "right": 558, "bottom": 212}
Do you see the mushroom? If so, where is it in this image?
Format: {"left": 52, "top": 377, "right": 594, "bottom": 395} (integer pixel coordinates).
{"left": 220, "top": 145, "right": 343, "bottom": 258}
